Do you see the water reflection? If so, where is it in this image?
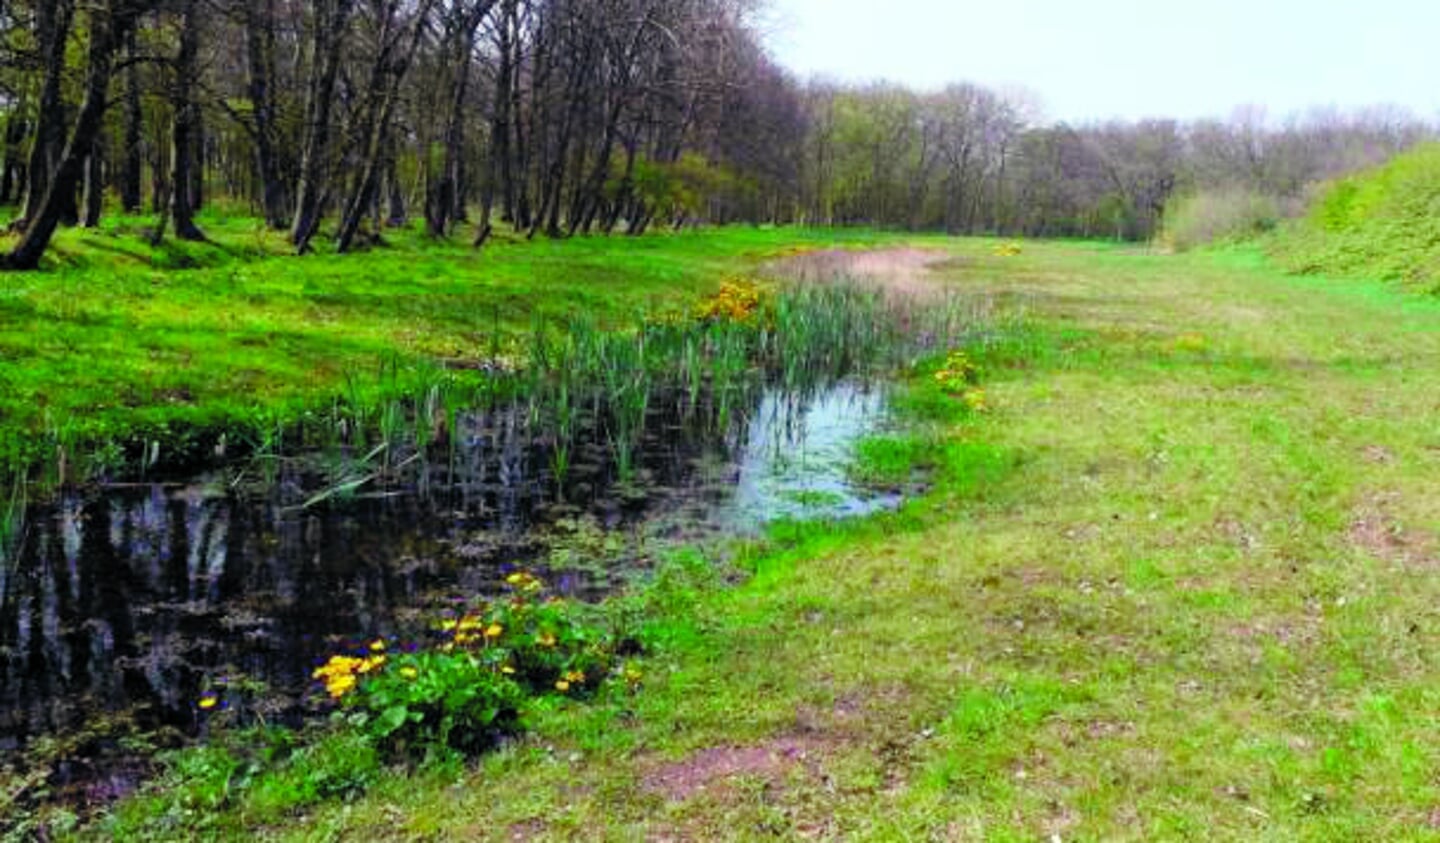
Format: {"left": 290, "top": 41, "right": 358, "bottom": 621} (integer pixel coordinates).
{"left": 0, "top": 381, "right": 894, "bottom": 749}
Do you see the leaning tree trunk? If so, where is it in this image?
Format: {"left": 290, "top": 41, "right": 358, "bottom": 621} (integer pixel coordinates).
{"left": 292, "top": 0, "right": 357, "bottom": 253}
{"left": 5, "top": 0, "right": 141, "bottom": 270}
{"left": 16, "top": 0, "right": 75, "bottom": 230}
{"left": 336, "top": 0, "right": 432, "bottom": 253}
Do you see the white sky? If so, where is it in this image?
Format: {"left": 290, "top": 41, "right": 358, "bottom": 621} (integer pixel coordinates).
{"left": 760, "top": 0, "right": 1440, "bottom": 123}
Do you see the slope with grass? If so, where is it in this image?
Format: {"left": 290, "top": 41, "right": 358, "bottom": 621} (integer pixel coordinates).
{"left": 85, "top": 240, "right": 1440, "bottom": 840}
{"left": 1268, "top": 143, "right": 1440, "bottom": 291}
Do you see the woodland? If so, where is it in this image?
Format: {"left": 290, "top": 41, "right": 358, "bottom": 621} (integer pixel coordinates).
{"left": 0, "top": 0, "right": 1429, "bottom": 268}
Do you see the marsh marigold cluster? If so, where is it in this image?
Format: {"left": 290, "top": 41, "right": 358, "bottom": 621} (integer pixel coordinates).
{"left": 695, "top": 280, "right": 767, "bottom": 323}
{"left": 933, "top": 350, "right": 989, "bottom": 413}
{"left": 292, "top": 571, "right": 636, "bottom": 761}
{"left": 933, "top": 351, "right": 980, "bottom": 392}
{"left": 313, "top": 639, "right": 388, "bottom": 700}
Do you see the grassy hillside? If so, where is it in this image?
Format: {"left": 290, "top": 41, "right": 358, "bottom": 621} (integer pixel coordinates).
{"left": 1268, "top": 144, "right": 1440, "bottom": 291}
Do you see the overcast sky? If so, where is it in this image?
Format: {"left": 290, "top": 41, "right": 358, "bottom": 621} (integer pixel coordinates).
{"left": 760, "top": 0, "right": 1440, "bottom": 124}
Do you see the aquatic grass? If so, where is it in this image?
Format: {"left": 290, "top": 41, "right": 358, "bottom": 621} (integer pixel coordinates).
{"left": 7, "top": 274, "right": 990, "bottom": 528}
{"left": 0, "top": 476, "right": 25, "bottom": 573}
{"left": 0, "top": 226, "right": 916, "bottom": 501}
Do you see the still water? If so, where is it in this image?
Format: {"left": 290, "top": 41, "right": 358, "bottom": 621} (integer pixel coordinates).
{"left": 0, "top": 381, "right": 899, "bottom": 752}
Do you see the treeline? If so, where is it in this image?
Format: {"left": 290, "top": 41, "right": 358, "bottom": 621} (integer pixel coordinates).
{"left": 0, "top": 0, "right": 1430, "bottom": 270}
{"left": 793, "top": 89, "right": 1431, "bottom": 240}
{"left": 0, "top": 0, "right": 793, "bottom": 268}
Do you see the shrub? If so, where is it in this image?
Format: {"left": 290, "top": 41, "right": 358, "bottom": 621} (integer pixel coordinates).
{"left": 1160, "top": 188, "right": 1290, "bottom": 252}
{"left": 97, "top": 574, "right": 643, "bottom": 838}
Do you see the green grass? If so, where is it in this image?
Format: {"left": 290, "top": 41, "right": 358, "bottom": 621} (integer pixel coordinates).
{"left": 0, "top": 216, "right": 902, "bottom": 486}
{"left": 64, "top": 237, "right": 1440, "bottom": 840}
{"left": 1267, "top": 143, "right": 1440, "bottom": 291}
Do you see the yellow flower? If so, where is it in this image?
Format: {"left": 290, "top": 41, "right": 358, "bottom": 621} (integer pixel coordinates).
{"left": 400, "top": 666, "right": 419, "bottom": 681}
{"left": 369, "top": 639, "right": 387, "bottom": 652}
{"left": 314, "top": 655, "right": 364, "bottom": 680}
{"left": 564, "top": 670, "right": 586, "bottom": 684}
{"left": 326, "top": 675, "right": 357, "bottom": 699}
{"left": 198, "top": 694, "right": 219, "bottom": 711}
{"left": 555, "top": 680, "right": 572, "bottom": 692}
{"left": 484, "top": 623, "right": 504, "bottom": 640}
{"left": 501, "top": 665, "right": 517, "bottom": 675}
{"left": 537, "top": 631, "right": 558, "bottom": 648}
{"left": 506, "top": 571, "right": 545, "bottom": 592}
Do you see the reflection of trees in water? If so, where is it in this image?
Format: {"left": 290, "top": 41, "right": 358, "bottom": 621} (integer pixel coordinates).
{"left": 0, "top": 382, "right": 888, "bottom": 748}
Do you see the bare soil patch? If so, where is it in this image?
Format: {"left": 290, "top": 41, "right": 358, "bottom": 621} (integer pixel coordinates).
{"left": 765, "top": 248, "right": 953, "bottom": 298}
{"left": 1349, "top": 492, "right": 1439, "bottom": 568}
{"left": 641, "top": 737, "right": 831, "bottom": 803}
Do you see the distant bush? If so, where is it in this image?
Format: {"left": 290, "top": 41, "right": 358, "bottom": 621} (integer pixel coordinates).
{"left": 1159, "top": 188, "right": 1290, "bottom": 252}
{"left": 1267, "top": 144, "right": 1440, "bottom": 290}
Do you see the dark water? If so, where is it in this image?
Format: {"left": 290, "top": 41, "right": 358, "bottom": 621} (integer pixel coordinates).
{"left": 0, "top": 381, "right": 898, "bottom": 758}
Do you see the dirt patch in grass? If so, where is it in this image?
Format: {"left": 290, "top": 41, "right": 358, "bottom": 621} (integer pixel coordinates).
{"left": 1349, "top": 492, "right": 1439, "bottom": 568}
{"left": 503, "top": 818, "right": 550, "bottom": 840}
{"left": 766, "top": 248, "right": 952, "bottom": 298}
{"left": 641, "top": 737, "right": 834, "bottom": 803}
{"left": 1362, "top": 445, "right": 1397, "bottom": 465}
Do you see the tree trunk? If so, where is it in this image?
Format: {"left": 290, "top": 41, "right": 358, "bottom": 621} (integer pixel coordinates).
{"left": 385, "top": 152, "right": 407, "bottom": 226}
{"left": 245, "top": 0, "right": 287, "bottom": 229}
{"left": 189, "top": 108, "right": 205, "bottom": 213}
{"left": 0, "top": 110, "right": 26, "bottom": 205}
{"left": 6, "top": 0, "right": 142, "bottom": 270}
{"left": 336, "top": 0, "right": 432, "bottom": 253}
{"left": 120, "top": 28, "right": 144, "bottom": 213}
{"left": 490, "top": 0, "right": 517, "bottom": 226}
{"left": 426, "top": 1, "right": 494, "bottom": 237}
{"left": 16, "top": 0, "right": 75, "bottom": 229}
{"left": 168, "top": 0, "right": 205, "bottom": 241}
{"left": 81, "top": 143, "right": 104, "bottom": 227}
{"left": 292, "top": 0, "right": 357, "bottom": 253}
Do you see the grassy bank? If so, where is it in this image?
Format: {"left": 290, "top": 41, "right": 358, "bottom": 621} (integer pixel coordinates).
{"left": 0, "top": 219, "right": 901, "bottom": 488}
{"left": 64, "top": 239, "right": 1440, "bottom": 839}
{"left": 1267, "top": 143, "right": 1440, "bottom": 292}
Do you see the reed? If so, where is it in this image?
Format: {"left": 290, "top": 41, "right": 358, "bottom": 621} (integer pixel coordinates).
{"left": 4, "top": 278, "right": 993, "bottom": 515}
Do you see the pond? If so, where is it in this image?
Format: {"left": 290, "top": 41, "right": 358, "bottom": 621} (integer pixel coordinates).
{"left": 0, "top": 378, "right": 902, "bottom": 761}
{"left": 1, "top": 264, "right": 990, "bottom": 818}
